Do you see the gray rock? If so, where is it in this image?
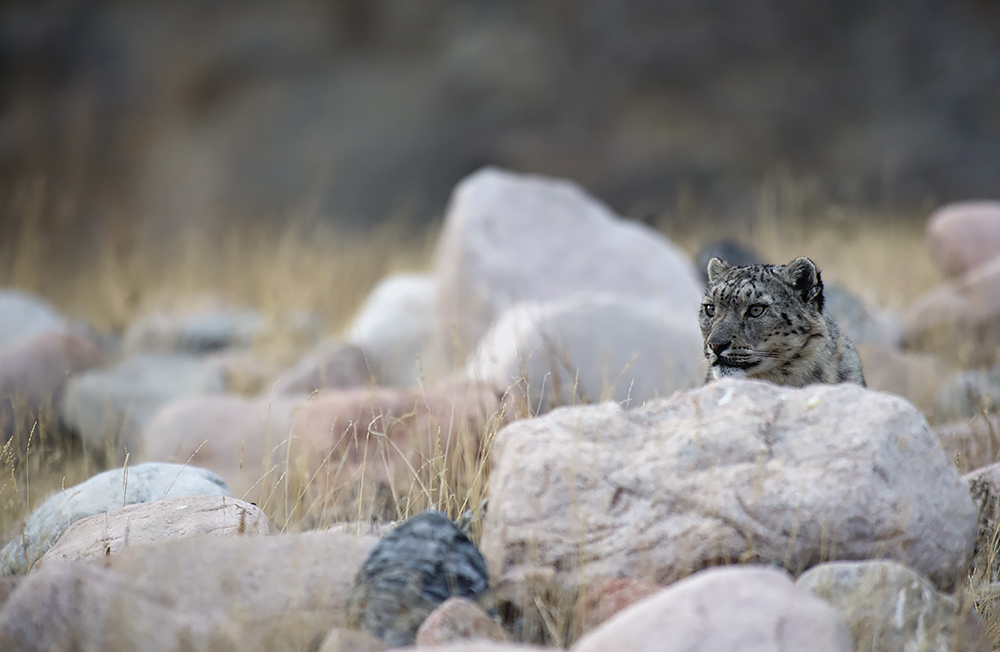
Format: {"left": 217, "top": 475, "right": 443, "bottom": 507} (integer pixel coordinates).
{"left": 466, "top": 294, "right": 704, "bottom": 413}
{"left": 0, "top": 462, "right": 230, "bottom": 575}
{"left": 434, "top": 167, "right": 703, "bottom": 364}
{"left": 572, "top": 566, "right": 850, "bottom": 652}
{"left": 61, "top": 353, "right": 226, "bottom": 459}
{"left": 482, "top": 379, "right": 976, "bottom": 610}
{"left": 0, "top": 290, "right": 67, "bottom": 347}
{"left": 34, "top": 495, "right": 269, "bottom": 569}
{"left": 347, "top": 510, "right": 493, "bottom": 647}
{"left": 935, "top": 366, "right": 1000, "bottom": 421}
{"left": 695, "top": 239, "right": 762, "bottom": 284}
{"left": 346, "top": 273, "right": 440, "bottom": 387}
{"left": 796, "top": 560, "right": 990, "bottom": 652}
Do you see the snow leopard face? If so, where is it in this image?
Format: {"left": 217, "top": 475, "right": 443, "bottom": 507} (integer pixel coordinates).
{"left": 699, "top": 256, "right": 863, "bottom": 386}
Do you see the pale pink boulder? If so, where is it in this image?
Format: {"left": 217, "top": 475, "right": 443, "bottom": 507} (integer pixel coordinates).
{"left": 571, "top": 567, "right": 850, "bottom": 652}
{"left": 482, "top": 379, "right": 976, "bottom": 608}
{"left": 927, "top": 201, "right": 1000, "bottom": 279}
{"left": 434, "top": 167, "right": 702, "bottom": 364}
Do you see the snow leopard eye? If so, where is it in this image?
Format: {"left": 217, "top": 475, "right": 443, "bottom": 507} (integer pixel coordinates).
{"left": 747, "top": 305, "right": 766, "bottom": 317}
{"left": 702, "top": 304, "right": 716, "bottom": 318}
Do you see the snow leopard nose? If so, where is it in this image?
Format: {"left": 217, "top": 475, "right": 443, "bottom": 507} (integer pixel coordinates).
{"left": 708, "top": 339, "right": 730, "bottom": 355}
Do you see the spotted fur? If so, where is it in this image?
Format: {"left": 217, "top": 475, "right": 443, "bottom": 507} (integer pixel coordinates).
{"left": 699, "top": 257, "right": 866, "bottom": 387}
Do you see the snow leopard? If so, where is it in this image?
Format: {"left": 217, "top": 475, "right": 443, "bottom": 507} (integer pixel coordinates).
{"left": 699, "top": 256, "right": 866, "bottom": 387}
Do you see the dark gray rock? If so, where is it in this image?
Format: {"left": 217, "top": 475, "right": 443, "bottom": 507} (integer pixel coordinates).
{"left": 346, "top": 510, "right": 492, "bottom": 647}
{"left": 695, "top": 240, "right": 762, "bottom": 283}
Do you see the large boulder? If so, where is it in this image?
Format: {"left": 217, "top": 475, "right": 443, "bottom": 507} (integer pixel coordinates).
{"left": 138, "top": 394, "right": 301, "bottom": 501}
{"left": 34, "top": 495, "right": 269, "bottom": 569}
{"left": 0, "top": 289, "right": 67, "bottom": 347}
{"left": 0, "top": 329, "right": 103, "bottom": 440}
{"left": 481, "top": 379, "right": 976, "bottom": 611}
{"left": 467, "top": 294, "right": 704, "bottom": 413}
{"left": 61, "top": 353, "right": 227, "bottom": 459}
{"left": 346, "top": 273, "right": 441, "bottom": 386}
{"left": 903, "top": 254, "right": 1000, "bottom": 366}
{"left": 347, "top": 511, "right": 493, "bottom": 647}
{"left": 0, "top": 462, "right": 230, "bottom": 574}
{"left": 571, "top": 566, "right": 850, "bottom": 652}
{"left": 434, "top": 168, "right": 703, "bottom": 363}
{"left": 926, "top": 201, "right": 1000, "bottom": 280}
{"left": 0, "top": 530, "right": 378, "bottom": 652}
{"left": 796, "top": 560, "right": 990, "bottom": 652}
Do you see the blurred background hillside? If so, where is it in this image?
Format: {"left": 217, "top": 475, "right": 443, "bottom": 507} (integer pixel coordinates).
{"left": 2, "top": 0, "right": 999, "bottom": 256}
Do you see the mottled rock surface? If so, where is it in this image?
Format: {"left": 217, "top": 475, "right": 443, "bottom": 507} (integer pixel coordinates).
{"left": 482, "top": 379, "right": 976, "bottom": 607}
{"left": 0, "top": 462, "right": 230, "bottom": 574}
{"left": 434, "top": 167, "right": 702, "bottom": 363}
{"left": 796, "top": 560, "right": 990, "bottom": 652}
{"left": 347, "top": 511, "right": 493, "bottom": 647}
{"left": 571, "top": 567, "right": 850, "bottom": 652}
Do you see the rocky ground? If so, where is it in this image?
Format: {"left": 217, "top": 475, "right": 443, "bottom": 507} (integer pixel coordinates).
{"left": 1, "top": 167, "right": 1000, "bottom": 650}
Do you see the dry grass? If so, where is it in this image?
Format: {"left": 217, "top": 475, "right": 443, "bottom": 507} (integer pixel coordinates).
{"left": 0, "top": 190, "right": 995, "bottom": 648}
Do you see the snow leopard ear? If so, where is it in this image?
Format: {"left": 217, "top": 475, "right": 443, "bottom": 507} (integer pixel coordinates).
{"left": 706, "top": 257, "right": 730, "bottom": 284}
{"left": 783, "top": 257, "right": 824, "bottom": 310}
